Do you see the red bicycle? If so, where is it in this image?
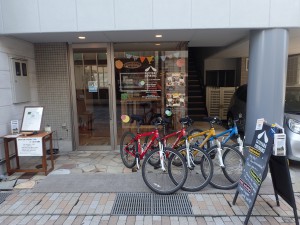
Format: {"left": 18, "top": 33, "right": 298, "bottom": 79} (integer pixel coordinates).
{"left": 120, "top": 115, "right": 188, "bottom": 194}
{"left": 145, "top": 116, "right": 214, "bottom": 192}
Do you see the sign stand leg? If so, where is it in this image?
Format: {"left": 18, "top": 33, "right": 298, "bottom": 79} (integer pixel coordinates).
{"left": 269, "top": 156, "right": 299, "bottom": 225}
{"left": 232, "top": 190, "right": 239, "bottom": 205}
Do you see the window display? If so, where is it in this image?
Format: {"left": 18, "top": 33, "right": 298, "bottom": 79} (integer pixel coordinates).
{"left": 115, "top": 48, "right": 188, "bottom": 133}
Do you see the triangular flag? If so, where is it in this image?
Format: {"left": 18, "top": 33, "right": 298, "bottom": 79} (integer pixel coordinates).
{"left": 173, "top": 52, "right": 180, "bottom": 58}
{"left": 160, "top": 56, "right": 166, "bottom": 61}
{"left": 126, "top": 54, "right": 132, "bottom": 59}
{"left": 146, "top": 56, "right": 154, "bottom": 64}
{"left": 140, "top": 56, "right": 146, "bottom": 63}
{"left": 133, "top": 55, "right": 139, "bottom": 61}
{"left": 168, "top": 54, "right": 173, "bottom": 59}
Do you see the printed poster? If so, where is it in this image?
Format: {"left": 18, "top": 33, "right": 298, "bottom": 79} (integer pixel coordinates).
{"left": 17, "top": 137, "right": 43, "bottom": 156}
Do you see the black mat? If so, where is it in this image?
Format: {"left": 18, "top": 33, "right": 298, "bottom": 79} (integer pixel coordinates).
{"left": 32, "top": 172, "right": 274, "bottom": 194}
{"left": 33, "top": 173, "right": 149, "bottom": 193}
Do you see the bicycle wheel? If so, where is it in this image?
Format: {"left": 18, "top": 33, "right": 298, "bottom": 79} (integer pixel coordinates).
{"left": 142, "top": 147, "right": 187, "bottom": 195}
{"left": 201, "top": 144, "right": 244, "bottom": 190}
{"left": 120, "top": 131, "right": 137, "bottom": 168}
{"left": 188, "top": 129, "right": 210, "bottom": 151}
{"left": 174, "top": 146, "right": 213, "bottom": 192}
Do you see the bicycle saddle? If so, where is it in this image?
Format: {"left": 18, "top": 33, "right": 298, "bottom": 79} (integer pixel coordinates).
{"left": 153, "top": 117, "right": 169, "bottom": 126}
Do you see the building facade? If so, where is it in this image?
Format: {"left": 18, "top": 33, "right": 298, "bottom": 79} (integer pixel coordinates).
{"left": 0, "top": 0, "right": 300, "bottom": 174}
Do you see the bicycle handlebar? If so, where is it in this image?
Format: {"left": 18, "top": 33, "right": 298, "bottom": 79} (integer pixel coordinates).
{"left": 129, "top": 114, "right": 169, "bottom": 127}
{"left": 202, "top": 116, "right": 222, "bottom": 125}
{"left": 179, "top": 116, "right": 193, "bottom": 127}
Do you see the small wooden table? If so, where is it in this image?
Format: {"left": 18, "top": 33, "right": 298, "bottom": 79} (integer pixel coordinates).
{"left": 3, "top": 132, "right": 55, "bottom": 176}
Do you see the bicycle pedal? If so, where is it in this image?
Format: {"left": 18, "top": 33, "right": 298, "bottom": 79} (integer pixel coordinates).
{"left": 209, "top": 152, "right": 216, "bottom": 159}
{"left": 153, "top": 165, "right": 160, "bottom": 169}
{"left": 132, "top": 167, "right": 138, "bottom": 172}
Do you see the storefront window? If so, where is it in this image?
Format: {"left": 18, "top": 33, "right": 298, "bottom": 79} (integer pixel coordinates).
{"left": 114, "top": 45, "right": 188, "bottom": 142}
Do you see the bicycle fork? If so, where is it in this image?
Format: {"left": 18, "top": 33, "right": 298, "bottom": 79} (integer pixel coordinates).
{"left": 135, "top": 152, "right": 140, "bottom": 170}
{"left": 185, "top": 139, "right": 195, "bottom": 169}
{"left": 216, "top": 140, "right": 225, "bottom": 168}
{"left": 158, "top": 142, "right": 166, "bottom": 172}
{"left": 237, "top": 136, "right": 244, "bottom": 155}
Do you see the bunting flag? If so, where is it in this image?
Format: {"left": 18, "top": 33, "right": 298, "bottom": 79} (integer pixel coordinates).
{"left": 121, "top": 52, "right": 185, "bottom": 63}
{"left": 140, "top": 56, "right": 146, "bottom": 63}
{"left": 146, "top": 56, "right": 154, "bottom": 64}
{"left": 160, "top": 56, "right": 166, "bottom": 61}
{"left": 173, "top": 52, "right": 180, "bottom": 58}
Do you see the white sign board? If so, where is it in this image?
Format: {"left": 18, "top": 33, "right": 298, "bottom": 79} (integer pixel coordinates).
{"left": 21, "top": 107, "right": 43, "bottom": 131}
{"left": 17, "top": 137, "right": 43, "bottom": 156}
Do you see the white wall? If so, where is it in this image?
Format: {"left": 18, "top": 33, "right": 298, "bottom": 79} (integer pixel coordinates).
{"left": 0, "top": 36, "right": 38, "bottom": 175}
{"left": 0, "top": 2, "right": 3, "bottom": 33}
{"left": 0, "top": 0, "right": 299, "bottom": 34}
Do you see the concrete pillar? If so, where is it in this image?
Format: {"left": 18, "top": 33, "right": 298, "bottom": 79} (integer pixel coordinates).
{"left": 245, "top": 29, "right": 289, "bottom": 143}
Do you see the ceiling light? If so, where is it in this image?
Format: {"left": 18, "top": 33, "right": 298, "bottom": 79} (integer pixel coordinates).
{"left": 155, "top": 43, "right": 161, "bottom": 46}
{"left": 78, "top": 36, "right": 86, "bottom": 40}
{"left": 155, "top": 34, "right": 162, "bottom": 38}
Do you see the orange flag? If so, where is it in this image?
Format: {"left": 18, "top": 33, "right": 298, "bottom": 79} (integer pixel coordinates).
{"left": 140, "top": 56, "right": 146, "bottom": 63}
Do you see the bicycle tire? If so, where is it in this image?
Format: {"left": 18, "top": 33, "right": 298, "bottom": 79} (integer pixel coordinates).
{"left": 201, "top": 144, "right": 244, "bottom": 190}
{"left": 173, "top": 146, "right": 213, "bottom": 192}
{"left": 142, "top": 147, "right": 187, "bottom": 195}
{"left": 188, "top": 129, "right": 210, "bottom": 151}
{"left": 120, "top": 131, "right": 137, "bottom": 168}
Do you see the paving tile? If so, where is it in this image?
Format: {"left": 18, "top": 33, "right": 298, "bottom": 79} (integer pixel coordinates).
{"left": 0, "top": 151, "right": 299, "bottom": 225}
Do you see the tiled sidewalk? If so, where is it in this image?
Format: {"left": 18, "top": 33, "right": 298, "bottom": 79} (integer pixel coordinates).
{"left": 0, "top": 150, "right": 299, "bottom": 224}
{"left": 0, "top": 191, "right": 299, "bottom": 224}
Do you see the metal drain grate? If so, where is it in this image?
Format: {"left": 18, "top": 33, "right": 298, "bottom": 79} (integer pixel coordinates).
{"left": 0, "top": 192, "right": 11, "bottom": 205}
{"left": 153, "top": 194, "right": 193, "bottom": 215}
{"left": 112, "top": 193, "right": 193, "bottom": 216}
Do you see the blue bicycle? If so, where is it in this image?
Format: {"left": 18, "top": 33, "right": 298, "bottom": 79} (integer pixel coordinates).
{"left": 189, "top": 117, "right": 244, "bottom": 153}
{"left": 188, "top": 117, "right": 245, "bottom": 190}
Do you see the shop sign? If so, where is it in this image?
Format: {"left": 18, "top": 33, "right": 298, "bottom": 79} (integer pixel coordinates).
{"left": 17, "top": 137, "right": 43, "bottom": 156}
{"left": 124, "top": 61, "right": 142, "bottom": 69}
{"left": 88, "top": 81, "right": 98, "bottom": 92}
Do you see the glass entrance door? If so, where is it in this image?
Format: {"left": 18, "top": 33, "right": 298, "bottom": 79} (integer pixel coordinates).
{"left": 73, "top": 50, "right": 111, "bottom": 148}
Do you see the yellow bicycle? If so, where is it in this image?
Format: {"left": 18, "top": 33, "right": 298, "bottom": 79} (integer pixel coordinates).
{"left": 184, "top": 117, "right": 245, "bottom": 190}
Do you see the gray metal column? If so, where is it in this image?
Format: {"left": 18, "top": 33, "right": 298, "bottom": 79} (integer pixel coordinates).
{"left": 245, "top": 29, "right": 289, "bottom": 143}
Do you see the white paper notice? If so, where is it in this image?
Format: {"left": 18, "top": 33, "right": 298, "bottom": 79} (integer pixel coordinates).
{"left": 21, "top": 107, "right": 43, "bottom": 131}
{"left": 255, "top": 118, "right": 265, "bottom": 130}
{"left": 17, "top": 137, "right": 43, "bottom": 156}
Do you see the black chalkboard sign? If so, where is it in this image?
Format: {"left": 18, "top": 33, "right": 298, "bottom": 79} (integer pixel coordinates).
{"left": 233, "top": 121, "right": 298, "bottom": 225}
{"left": 237, "top": 122, "right": 277, "bottom": 208}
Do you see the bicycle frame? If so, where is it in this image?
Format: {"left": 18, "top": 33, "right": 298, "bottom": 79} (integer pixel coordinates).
{"left": 187, "top": 128, "right": 216, "bottom": 148}
{"left": 214, "top": 125, "right": 238, "bottom": 144}
{"left": 125, "top": 129, "right": 160, "bottom": 160}
{"left": 161, "top": 122, "right": 196, "bottom": 169}
{"left": 162, "top": 128, "right": 185, "bottom": 148}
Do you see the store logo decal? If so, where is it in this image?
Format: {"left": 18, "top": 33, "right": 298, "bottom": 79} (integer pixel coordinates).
{"left": 254, "top": 131, "right": 268, "bottom": 154}
{"left": 258, "top": 131, "right": 268, "bottom": 143}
